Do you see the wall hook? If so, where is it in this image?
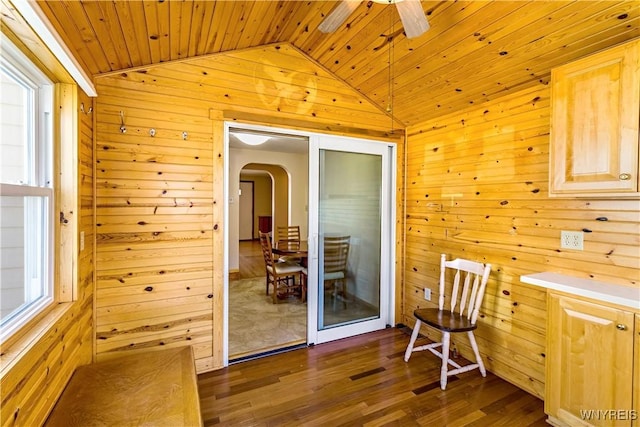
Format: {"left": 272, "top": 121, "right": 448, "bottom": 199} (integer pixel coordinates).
{"left": 182, "top": 131, "right": 188, "bottom": 140}
{"left": 149, "top": 128, "right": 156, "bottom": 137}
{"left": 119, "top": 111, "right": 127, "bottom": 133}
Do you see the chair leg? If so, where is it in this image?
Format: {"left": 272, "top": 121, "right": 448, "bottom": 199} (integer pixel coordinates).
{"left": 404, "top": 319, "right": 422, "bottom": 362}
{"left": 440, "top": 332, "right": 451, "bottom": 390}
{"left": 272, "top": 277, "right": 279, "bottom": 304}
{"left": 332, "top": 282, "right": 338, "bottom": 311}
{"left": 290, "top": 274, "right": 297, "bottom": 298}
{"left": 339, "top": 280, "right": 347, "bottom": 309}
{"left": 468, "top": 331, "right": 486, "bottom": 377}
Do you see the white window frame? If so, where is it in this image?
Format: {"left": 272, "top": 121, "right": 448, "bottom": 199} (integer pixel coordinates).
{"left": 0, "top": 34, "right": 55, "bottom": 342}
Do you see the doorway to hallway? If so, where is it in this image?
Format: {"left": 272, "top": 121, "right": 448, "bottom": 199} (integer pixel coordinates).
{"left": 228, "top": 129, "right": 309, "bottom": 361}
{"left": 225, "top": 124, "right": 396, "bottom": 366}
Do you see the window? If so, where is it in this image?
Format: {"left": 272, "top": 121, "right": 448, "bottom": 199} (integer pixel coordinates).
{"left": 0, "top": 35, "right": 54, "bottom": 340}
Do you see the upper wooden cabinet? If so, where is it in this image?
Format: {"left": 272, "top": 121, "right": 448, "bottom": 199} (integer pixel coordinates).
{"left": 550, "top": 39, "right": 640, "bottom": 197}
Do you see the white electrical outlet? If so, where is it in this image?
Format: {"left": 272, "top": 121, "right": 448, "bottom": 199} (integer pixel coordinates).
{"left": 561, "top": 230, "right": 583, "bottom": 250}
{"left": 424, "top": 288, "right": 431, "bottom": 301}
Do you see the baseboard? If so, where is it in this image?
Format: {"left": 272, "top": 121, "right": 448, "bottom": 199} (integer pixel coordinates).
{"left": 229, "top": 270, "right": 240, "bottom": 281}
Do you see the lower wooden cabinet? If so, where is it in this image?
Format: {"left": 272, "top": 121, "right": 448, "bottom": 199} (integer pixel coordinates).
{"left": 546, "top": 293, "right": 636, "bottom": 427}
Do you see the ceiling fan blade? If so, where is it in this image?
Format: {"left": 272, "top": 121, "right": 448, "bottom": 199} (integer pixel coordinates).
{"left": 395, "top": 0, "right": 430, "bottom": 39}
{"left": 318, "top": 1, "right": 361, "bottom": 33}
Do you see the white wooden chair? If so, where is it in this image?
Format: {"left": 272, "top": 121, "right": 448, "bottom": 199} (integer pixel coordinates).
{"left": 404, "top": 253, "right": 492, "bottom": 390}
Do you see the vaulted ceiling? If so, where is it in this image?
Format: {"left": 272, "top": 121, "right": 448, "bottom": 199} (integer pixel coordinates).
{"left": 33, "top": 1, "right": 640, "bottom": 126}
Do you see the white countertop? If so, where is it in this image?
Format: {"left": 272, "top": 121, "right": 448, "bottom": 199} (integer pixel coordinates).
{"left": 520, "top": 272, "right": 640, "bottom": 310}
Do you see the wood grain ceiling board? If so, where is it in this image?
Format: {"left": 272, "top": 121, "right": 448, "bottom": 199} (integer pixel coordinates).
{"left": 34, "top": 0, "right": 640, "bottom": 126}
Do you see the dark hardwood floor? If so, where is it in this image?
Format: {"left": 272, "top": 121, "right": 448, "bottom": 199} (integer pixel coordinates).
{"left": 198, "top": 327, "right": 547, "bottom": 426}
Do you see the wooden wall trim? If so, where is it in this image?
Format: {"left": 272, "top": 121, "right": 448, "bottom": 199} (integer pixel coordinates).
{"left": 211, "top": 111, "right": 224, "bottom": 370}
{"left": 55, "top": 83, "right": 78, "bottom": 302}
{"left": 92, "top": 94, "right": 98, "bottom": 362}
{"left": 394, "top": 132, "right": 407, "bottom": 324}
{"left": 214, "top": 106, "right": 403, "bottom": 142}
{"left": 0, "top": 0, "right": 74, "bottom": 84}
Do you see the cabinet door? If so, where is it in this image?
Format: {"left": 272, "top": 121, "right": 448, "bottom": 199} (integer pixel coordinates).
{"left": 550, "top": 39, "right": 639, "bottom": 197}
{"left": 547, "top": 294, "right": 634, "bottom": 427}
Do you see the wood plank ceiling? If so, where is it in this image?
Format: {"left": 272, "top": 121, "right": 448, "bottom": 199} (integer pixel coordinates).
{"left": 35, "top": 0, "right": 640, "bottom": 126}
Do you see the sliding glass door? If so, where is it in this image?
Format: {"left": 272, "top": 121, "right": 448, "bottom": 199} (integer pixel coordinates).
{"left": 307, "top": 136, "right": 395, "bottom": 345}
{"left": 223, "top": 122, "right": 395, "bottom": 364}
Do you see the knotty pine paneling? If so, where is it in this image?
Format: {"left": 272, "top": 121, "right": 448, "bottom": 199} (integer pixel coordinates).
{"left": 94, "top": 91, "right": 215, "bottom": 367}
{"left": 38, "top": 1, "right": 640, "bottom": 127}
{"left": 94, "top": 44, "right": 398, "bottom": 372}
{"left": 0, "top": 91, "right": 94, "bottom": 427}
{"left": 403, "top": 83, "right": 640, "bottom": 399}
{"left": 97, "top": 44, "right": 400, "bottom": 134}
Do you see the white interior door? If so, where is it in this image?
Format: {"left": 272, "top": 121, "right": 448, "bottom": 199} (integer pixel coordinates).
{"left": 307, "top": 135, "right": 395, "bottom": 345}
{"left": 239, "top": 181, "right": 253, "bottom": 240}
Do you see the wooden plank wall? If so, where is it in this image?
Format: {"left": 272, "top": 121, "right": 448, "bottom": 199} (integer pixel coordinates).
{"left": 402, "top": 83, "right": 640, "bottom": 399}
{"left": 94, "top": 79, "right": 216, "bottom": 370}
{"left": 93, "top": 44, "right": 398, "bottom": 372}
{"left": 0, "top": 90, "right": 94, "bottom": 427}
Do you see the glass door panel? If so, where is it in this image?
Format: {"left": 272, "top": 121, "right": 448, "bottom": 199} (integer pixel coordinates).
{"left": 308, "top": 135, "right": 394, "bottom": 345}
{"left": 318, "top": 150, "right": 381, "bottom": 330}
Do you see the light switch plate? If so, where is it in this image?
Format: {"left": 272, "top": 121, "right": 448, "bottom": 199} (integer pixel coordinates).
{"left": 424, "top": 288, "right": 431, "bottom": 301}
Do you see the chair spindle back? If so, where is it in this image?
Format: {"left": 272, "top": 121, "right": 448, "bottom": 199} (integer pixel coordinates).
{"left": 259, "top": 232, "right": 276, "bottom": 269}
{"left": 324, "top": 236, "right": 350, "bottom": 274}
{"left": 437, "top": 253, "right": 491, "bottom": 325}
{"left": 276, "top": 225, "right": 301, "bottom": 250}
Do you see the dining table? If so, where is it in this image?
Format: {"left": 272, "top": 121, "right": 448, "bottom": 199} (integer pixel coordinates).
{"left": 272, "top": 240, "right": 308, "bottom": 267}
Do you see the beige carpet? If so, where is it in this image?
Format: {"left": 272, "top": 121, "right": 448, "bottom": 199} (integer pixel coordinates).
{"left": 228, "top": 277, "right": 306, "bottom": 359}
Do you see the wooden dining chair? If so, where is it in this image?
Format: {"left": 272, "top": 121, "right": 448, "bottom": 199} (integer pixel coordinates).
{"left": 323, "top": 235, "right": 350, "bottom": 310}
{"left": 404, "top": 253, "right": 492, "bottom": 390}
{"left": 275, "top": 225, "right": 301, "bottom": 262}
{"left": 276, "top": 225, "right": 301, "bottom": 247}
{"left": 259, "top": 232, "right": 305, "bottom": 303}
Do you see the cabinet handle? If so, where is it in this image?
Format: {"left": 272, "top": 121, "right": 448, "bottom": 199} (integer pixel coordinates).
{"left": 619, "top": 173, "right": 631, "bottom": 180}
{"left": 616, "top": 324, "right": 627, "bottom": 331}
